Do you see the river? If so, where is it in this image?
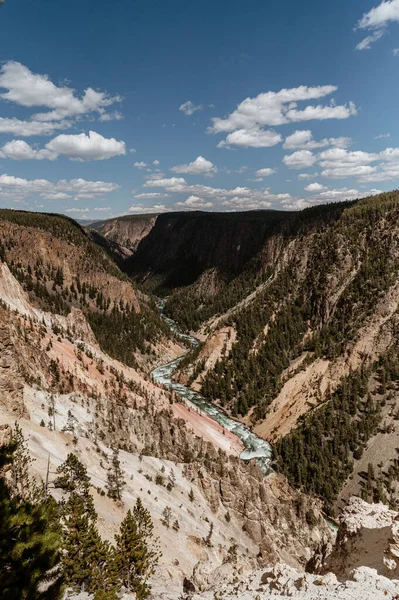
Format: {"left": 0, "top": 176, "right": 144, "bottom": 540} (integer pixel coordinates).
{"left": 151, "top": 301, "right": 273, "bottom": 472}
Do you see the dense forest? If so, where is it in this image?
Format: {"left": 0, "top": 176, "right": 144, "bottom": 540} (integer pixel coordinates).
{"left": 273, "top": 337, "right": 399, "bottom": 514}
{"left": 172, "top": 193, "right": 399, "bottom": 420}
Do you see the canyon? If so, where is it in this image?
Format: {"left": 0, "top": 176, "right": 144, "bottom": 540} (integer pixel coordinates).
{"left": 2, "top": 196, "right": 399, "bottom": 598}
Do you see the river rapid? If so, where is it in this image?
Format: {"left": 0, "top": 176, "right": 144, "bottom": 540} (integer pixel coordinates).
{"left": 151, "top": 301, "right": 273, "bottom": 472}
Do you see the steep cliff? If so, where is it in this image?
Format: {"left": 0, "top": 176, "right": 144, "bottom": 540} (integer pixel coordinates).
{"left": 126, "top": 210, "right": 298, "bottom": 290}
{"left": 88, "top": 213, "right": 158, "bottom": 253}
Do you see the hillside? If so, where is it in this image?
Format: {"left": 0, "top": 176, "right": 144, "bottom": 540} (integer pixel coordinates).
{"left": 88, "top": 213, "right": 158, "bottom": 253}
{"left": 0, "top": 207, "right": 338, "bottom": 599}
{"left": 0, "top": 209, "right": 172, "bottom": 371}
{"left": 124, "top": 192, "right": 399, "bottom": 517}
{"left": 126, "top": 210, "right": 302, "bottom": 291}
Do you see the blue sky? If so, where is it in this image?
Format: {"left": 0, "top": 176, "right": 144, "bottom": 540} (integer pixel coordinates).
{"left": 0, "top": 0, "right": 399, "bottom": 218}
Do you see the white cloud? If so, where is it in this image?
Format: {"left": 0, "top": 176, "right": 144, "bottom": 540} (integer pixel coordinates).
{"left": 65, "top": 208, "right": 90, "bottom": 213}
{"left": 209, "top": 86, "right": 356, "bottom": 153}
{"left": 217, "top": 128, "right": 282, "bottom": 148}
{"left": 318, "top": 148, "right": 379, "bottom": 179}
{"left": 45, "top": 131, "right": 125, "bottom": 161}
{"left": 128, "top": 203, "right": 168, "bottom": 214}
{"left": 93, "top": 207, "right": 111, "bottom": 211}
{"left": 312, "top": 145, "right": 399, "bottom": 182}
{"left": 356, "top": 30, "right": 385, "bottom": 50}
{"left": 0, "top": 173, "right": 119, "bottom": 201}
{"left": 0, "top": 140, "right": 55, "bottom": 160}
{"left": 394, "top": 48, "right": 399, "bottom": 55}
{"left": 355, "top": 0, "right": 399, "bottom": 50}
{"left": 153, "top": 160, "right": 160, "bottom": 165}
{"left": 40, "top": 192, "right": 71, "bottom": 200}
{"left": 220, "top": 197, "right": 274, "bottom": 211}
{"left": 133, "top": 192, "right": 170, "bottom": 199}
{"left": 255, "top": 168, "right": 276, "bottom": 177}
{"left": 298, "top": 172, "right": 319, "bottom": 180}
{"left": 175, "top": 196, "right": 213, "bottom": 209}
{"left": 134, "top": 161, "right": 148, "bottom": 168}
{"left": 179, "top": 101, "right": 204, "bottom": 116}
{"left": 310, "top": 187, "right": 381, "bottom": 204}
{"left": 304, "top": 182, "right": 327, "bottom": 192}
{"left": 142, "top": 175, "right": 295, "bottom": 211}
{"left": 171, "top": 156, "right": 217, "bottom": 176}
{"left": 0, "top": 117, "right": 71, "bottom": 137}
{"left": 375, "top": 133, "right": 391, "bottom": 139}
{"left": 0, "top": 132, "right": 125, "bottom": 161}
{"left": 0, "top": 61, "right": 122, "bottom": 122}
{"left": 283, "top": 150, "right": 317, "bottom": 169}
{"left": 284, "top": 186, "right": 381, "bottom": 210}
{"left": 283, "top": 129, "right": 352, "bottom": 150}
{"left": 98, "top": 111, "right": 123, "bottom": 122}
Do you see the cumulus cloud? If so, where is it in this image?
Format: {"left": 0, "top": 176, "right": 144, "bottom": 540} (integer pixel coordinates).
{"left": 0, "top": 173, "right": 119, "bottom": 202}
{"left": 0, "top": 117, "right": 71, "bottom": 137}
{"left": 304, "top": 182, "right": 327, "bottom": 192}
{"left": 283, "top": 150, "right": 317, "bottom": 169}
{"left": 302, "top": 145, "right": 399, "bottom": 182}
{"left": 171, "top": 156, "right": 217, "bottom": 176}
{"left": 375, "top": 133, "right": 391, "bottom": 139}
{"left": 0, "top": 132, "right": 126, "bottom": 161}
{"left": 0, "top": 61, "right": 122, "bottom": 122}
{"left": 45, "top": 131, "right": 125, "bottom": 161}
{"left": 153, "top": 160, "right": 160, "bottom": 165}
{"left": 0, "top": 140, "right": 55, "bottom": 160}
{"left": 283, "top": 130, "right": 352, "bottom": 150}
{"left": 284, "top": 186, "right": 381, "bottom": 210}
{"left": 179, "top": 101, "right": 204, "bottom": 116}
{"left": 298, "top": 172, "right": 319, "bottom": 180}
{"left": 210, "top": 86, "right": 355, "bottom": 132}
{"left": 175, "top": 195, "right": 213, "bottom": 209}
{"left": 142, "top": 175, "right": 294, "bottom": 211}
{"left": 255, "top": 168, "right": 276, "bottom": 177}
{"left": 65, "top": 208, "right": 90, "bottom": 213}
{"left": 217, "top": 128, "right": 282, "bottom": 149}
{"left": 0, "top": 62, "right": 122, "bottom": 137}
{"left": 128, "top": 203, "right": 168, "bottom": 214}
{"left": 134, "top": 161, "right": 148, "bottom": 169}
{"left": 133, "top": 192, "right": 170, "bottom": 199}
{"left": 355, "top": 0, "right": 399, "bottom": 50}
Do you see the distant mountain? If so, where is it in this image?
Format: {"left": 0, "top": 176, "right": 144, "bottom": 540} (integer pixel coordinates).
{"left": 87, "top": 213, "right": 159, "bottom": 253}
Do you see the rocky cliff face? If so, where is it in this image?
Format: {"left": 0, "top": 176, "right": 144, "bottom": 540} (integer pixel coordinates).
{"left": 320, "top": 497, "right": 399, "bottom": 580}
{"left": 0, "top": 318, "right": 25, "bottom": 416}
{"left": 88, "top": 214, "right": 157, "bottom": 252}
{"left": 126, "top": 210, "right": 295, "bottom": 290}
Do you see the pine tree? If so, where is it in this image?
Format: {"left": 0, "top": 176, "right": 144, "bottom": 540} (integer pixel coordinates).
{"left": 54, "top": 453, "right": 95, "bottom": 517}
{"left": 0, "top": 442, "right": 63, "bottom": 600}
{"left": 106, "top": 447, "right": 126, "bottom": 501}
{"left": 115, "top": 499, "right": 160, "bottom": 600}
{"left": 10, "top": 422, "right": 39, "bottom": 502}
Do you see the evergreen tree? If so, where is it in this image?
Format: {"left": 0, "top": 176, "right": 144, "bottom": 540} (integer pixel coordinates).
{"left": 115, "top": 498, "right": 160, "bottom": 599}
{"left": 0, "top": 442, "right": 63, "bottom": 600}
{"left": 10, "top": 422, "right": 39, "bottom": 502}
{"left": 106, "top": 447, "right": 126, "bottom": 501}
{"left": 54, "top": 453, "right": 118, "bottom": 595}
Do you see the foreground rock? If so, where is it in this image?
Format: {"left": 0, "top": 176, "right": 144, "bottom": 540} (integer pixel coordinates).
{"left": 320, "top": 496, "right": 399, "bottom": 580}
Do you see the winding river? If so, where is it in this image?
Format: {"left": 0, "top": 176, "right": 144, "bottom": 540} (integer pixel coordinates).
{"left": 151, "top": 301, "right": 273, "bottom": 472}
